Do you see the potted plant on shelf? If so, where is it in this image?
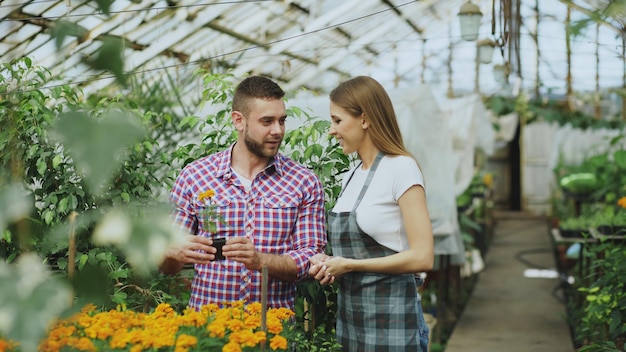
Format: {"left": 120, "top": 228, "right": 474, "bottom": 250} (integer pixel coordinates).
{"left": 558, "top": 216, "right": 592, "bottom": 239}
{"left": 591, "top": 196, "right": 626, "bottom": 238}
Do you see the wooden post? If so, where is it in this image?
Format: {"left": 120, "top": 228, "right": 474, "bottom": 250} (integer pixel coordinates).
{"left": 261, "top": 266, "right": 268, "bottom": 351}
{"left": 68, "top": 211, "right": 78, "bottom": 279}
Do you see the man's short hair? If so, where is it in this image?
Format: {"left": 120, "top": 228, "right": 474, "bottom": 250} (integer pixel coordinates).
{"left": 232, "top": 76, "right": 285, "bottom": 115}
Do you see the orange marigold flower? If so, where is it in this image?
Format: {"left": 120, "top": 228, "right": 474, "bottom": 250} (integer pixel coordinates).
{"left": 229, "top": 330, "right": 258, "bottom": 347}
{"left": 222, "top": 341, "right": 243, "bottom": 352}
{"left": 175, "top": 334, "right": 197, "bottom": 348}
{"left": 269, "top": 335, "right": 288, "bottom": 350}
{"left": 266, "top": 316, "right": 283, "bottom": 335}
{"left": 208, "top": 321, "right": 227, "bottom": 338}
{"left": 198, "top": 189, "right": 216, "bottom": 201}
{"left": 244, "top": 314, "right": 261, "bottom": 329}
{"left": 227, "top": 318, "right": 244, "bottom": 331}
{"left": 72, "top": 337, "right": 96, "bottom": 352}
{"left": 618, "top": 196, "right": 626, "bottom": 209}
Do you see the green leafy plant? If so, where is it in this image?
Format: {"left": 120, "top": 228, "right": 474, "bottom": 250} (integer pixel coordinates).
{"left": 575, "top": 242, "right": 626, "bottom": 348}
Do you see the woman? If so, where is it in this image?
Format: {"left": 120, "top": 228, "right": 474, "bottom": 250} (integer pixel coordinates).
{"left": 309, "top": 76, "right": 434, "bottom": 351}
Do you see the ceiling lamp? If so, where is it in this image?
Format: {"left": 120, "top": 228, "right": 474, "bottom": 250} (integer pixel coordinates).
{"left": 458, "top": 1, "right": 482, "bottom": 41}
{"left": 493, "top": 63, "right": 509, "bottom": 85}
{"left": 477, "top": 39, "right": 496, "bottom": 64}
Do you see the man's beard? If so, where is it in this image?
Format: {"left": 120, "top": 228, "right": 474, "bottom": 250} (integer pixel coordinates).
{"left": 244, "top": 129, "right": 281, "bottom": 159}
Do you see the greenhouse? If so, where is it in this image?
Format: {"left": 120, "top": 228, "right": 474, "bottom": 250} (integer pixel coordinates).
{"left": 1, "top": 0, "right": 625, "bottom": 351}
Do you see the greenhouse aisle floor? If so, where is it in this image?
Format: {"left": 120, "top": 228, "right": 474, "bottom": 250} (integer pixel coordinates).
{"left": 444, "top": 211, "right": 574, "bottom": 352}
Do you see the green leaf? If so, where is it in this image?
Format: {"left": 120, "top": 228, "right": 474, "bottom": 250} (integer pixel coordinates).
{"left": 86, "top": 37, "right": 126, "bottom": 85}
{"left": 37, "top": 158, "right": 47, "bottom": 175}
{"left": 58, "top": 197, "right": 68, "bottom": 214}
{"left": 50, "top": 20, "right": 88, "bottom": 49}
{"left": 43, "top": 210, "right": 54, "bottom": 225}
{"left": 78, "top": 253, "right": 88, "bottom": 269}
{"left": 52, "top": 154, "right": 62, "bottom": 169}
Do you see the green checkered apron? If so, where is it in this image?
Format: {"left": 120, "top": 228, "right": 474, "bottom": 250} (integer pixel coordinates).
{"left": 329, "top": 153, "right": 421, "bottom": 352}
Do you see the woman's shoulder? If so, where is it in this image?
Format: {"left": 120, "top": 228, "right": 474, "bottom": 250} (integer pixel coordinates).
{"left": 382, "top": 154, "right": 418, "bottom": 168}
{"left": 381, "top": 154, "right": 424, "bottom": 182}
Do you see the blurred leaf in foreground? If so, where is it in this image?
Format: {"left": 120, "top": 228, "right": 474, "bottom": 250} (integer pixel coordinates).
{"left": 0, "top": 185, "right": 32, "bottom": 233}
{"left": 93, "top": 203, "right": 186, "bottom": 276}
{"left": 51, "top": 110, "right": 146, "bottom": 196}
{"left": 0, "top": 253, "right": 72, "bottom": 352}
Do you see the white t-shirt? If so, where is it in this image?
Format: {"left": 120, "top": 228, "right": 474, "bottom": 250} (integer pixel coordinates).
{"left": 332, "top": 155, "right": 425, "bottom": 252}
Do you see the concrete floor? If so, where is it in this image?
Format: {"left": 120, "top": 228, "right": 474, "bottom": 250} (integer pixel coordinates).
{"left": 445, "top": 211, "right": 574, "bottom": 352}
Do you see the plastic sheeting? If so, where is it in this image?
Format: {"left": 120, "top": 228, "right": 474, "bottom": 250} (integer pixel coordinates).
{"left": 288, "top": 86, "right": 498, "bottom": 263}
{"left": 522, "top": 122, "right": 625, "bottom": 214}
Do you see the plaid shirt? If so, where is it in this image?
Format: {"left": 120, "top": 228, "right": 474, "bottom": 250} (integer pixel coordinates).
{"left": 170, "top": 144, "right": 327, "bottom": 310}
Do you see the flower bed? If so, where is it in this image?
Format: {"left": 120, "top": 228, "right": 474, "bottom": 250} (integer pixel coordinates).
{"left": 1, "top": 301, "right": 295, "bottom": 352}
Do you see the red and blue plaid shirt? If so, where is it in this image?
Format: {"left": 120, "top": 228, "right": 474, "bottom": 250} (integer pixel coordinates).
{"left": 170, "top": 144, "right": 327, "bottom": 310}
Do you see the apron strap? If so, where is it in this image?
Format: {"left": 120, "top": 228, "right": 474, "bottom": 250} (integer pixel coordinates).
{"left": 351, "top": 152, "right": 384, "bottom": 211}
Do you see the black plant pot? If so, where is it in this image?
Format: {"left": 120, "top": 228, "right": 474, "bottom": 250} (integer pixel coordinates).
{"left": 597, "top": 225, "right": 626, "bottom": 236}
{"left": 559, "top": 228, "right": 587, "bottom": 238}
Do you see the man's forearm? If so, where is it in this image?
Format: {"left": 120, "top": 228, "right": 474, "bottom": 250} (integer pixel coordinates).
{"left": 258, "top": 253, "right": 298, "bottom": 282}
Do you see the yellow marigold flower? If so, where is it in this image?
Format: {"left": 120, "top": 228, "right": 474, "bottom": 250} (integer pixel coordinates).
{"left": 82, "top": 304, "right": 97, "bottom": 313}
{"left": 266, "top": 316, "right": 283, "bottom": 335}
{"left": 254, "top": 331, "right": 267, "bottom": 345}
{"left": 618, "top": 196, "right": 626, "bottom": 209}
{"left": 227, "top": 318, "right": 244, "bottom": 331}
{"left": 245, "top": 302, "right": 262, "bottom": 315}
{"left": 0, "top": 339, "right": 17, "bottom": 352}
{"left": 155, "top": 303, "right": 176, "bottom": 316}
{"left": 244, "top": 314, "right": 261, "bottom": 329}
{"left": 208, "top": 321, "right": 227, "bottom": 338}
{"left": 222, "top": 341, "right": 243, "bottom": 352}
{"left": 269, "top": 335, "right": 288, "bottom": 350}
{"left": 271, "top": 307, "right": 295, "bottom": 320}
{"left": 229, "top": 330, "right": 258, "bottom": 347}
{"left": 198, "top": 189, "right": 216, "bottom": 201}
{"left": 201, "top": 303, "right": 220, "bottom": 315}
{"left": 482, "top": 173, "right": 493, "bottom": 188}
{"left": 175, "top": 334, "right": 197, "bottom": 348}
{"left": 72, "top": 337, "right": 96, "bottom": 351}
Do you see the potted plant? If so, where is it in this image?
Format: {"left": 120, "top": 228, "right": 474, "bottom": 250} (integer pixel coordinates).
{"left": 592, "top": 196, "right": 626, "bottom": 237}
{"left": 559, "top": 216, "right": 592, "bottom": 238}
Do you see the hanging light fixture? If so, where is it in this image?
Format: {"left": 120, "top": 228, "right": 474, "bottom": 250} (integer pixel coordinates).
{"left": 477, "top": 38, "right": 496, "bottom": 64}
{"left": 458, "top": 1, "right": 483, "bottom": 41}
{"left": 493, "top": 63, "right": 509, "bottom": 85}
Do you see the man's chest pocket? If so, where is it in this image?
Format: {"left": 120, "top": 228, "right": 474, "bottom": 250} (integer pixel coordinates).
{"left": 196, "top": 196, "right": 232, "bottom": 235}
{"left": 261, "top": 193, "right": 300, "bottom": 232}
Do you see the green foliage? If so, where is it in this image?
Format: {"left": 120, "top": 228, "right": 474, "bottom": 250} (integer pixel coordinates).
{"left": 559, "top": 216, "right": 593, "bottom": 231}
{"left": 0, "top": 57, "right": 194, "bottom": 319}
{"left": 50, "top": 20, "right": 88, "bottom": 49}
{"left": 575, "top": 243, "right": 626, "bottom": 346}
{"left": 86, "top": 37, "right": 127, "bottom": 86}
{"left": 0, "top": 60, "right": 347, "bottom": 347}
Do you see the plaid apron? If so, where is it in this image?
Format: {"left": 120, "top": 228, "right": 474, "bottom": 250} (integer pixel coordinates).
{"left": 329, "top": 153, "right": 422, "bottom": 352}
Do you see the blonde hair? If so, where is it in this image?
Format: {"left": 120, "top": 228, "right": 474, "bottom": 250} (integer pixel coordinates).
{"left": 330, "top": 76, "right": 410, "bottom": 156}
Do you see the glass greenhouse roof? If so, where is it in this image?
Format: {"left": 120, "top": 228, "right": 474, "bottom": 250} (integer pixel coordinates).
{"left": 1, "top": 0, "right": 624, "bottom": 98}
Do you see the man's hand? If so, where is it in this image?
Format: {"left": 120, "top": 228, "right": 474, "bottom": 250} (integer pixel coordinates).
{"left": 309, "top": 253, "right": 334, "bottom": 285}
{"left": 222, "top": 237, "right": 260, "bottom": 271}
{"left": 166, "top": 235, "right": 217, "bottom": 265}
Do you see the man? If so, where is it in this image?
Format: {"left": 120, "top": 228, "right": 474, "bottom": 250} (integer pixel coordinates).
{"left": 160, "top": 76, "right": 327, "bottom": 311}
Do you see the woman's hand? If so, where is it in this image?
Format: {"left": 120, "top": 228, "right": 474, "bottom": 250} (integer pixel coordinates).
{"left": 309, "top": 253, "right": 335, "bottom": 285}
{"left": 321, "top": 256, "right": 352, "bottom": 278}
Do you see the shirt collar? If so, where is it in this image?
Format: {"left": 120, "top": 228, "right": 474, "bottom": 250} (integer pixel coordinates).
{"left": 216, "top": 143, "right": 282, "bottom": 179}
